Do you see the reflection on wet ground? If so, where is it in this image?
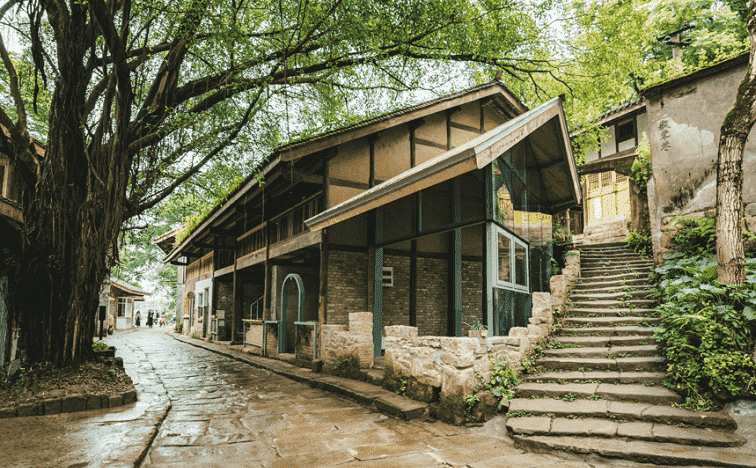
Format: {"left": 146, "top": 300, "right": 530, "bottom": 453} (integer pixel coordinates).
{"left": 0, "top": 328, "right": 605, "bottom": 468}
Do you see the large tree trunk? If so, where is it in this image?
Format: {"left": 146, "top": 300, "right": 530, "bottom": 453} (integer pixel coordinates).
{"left": 716, "top": 4, "right": 756, "bottom": 286}
{"left": 8, "top": 9, "right": 128, "bottom": 367}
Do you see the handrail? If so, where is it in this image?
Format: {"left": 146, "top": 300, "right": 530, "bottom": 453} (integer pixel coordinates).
{"left": 249, "top": 295, "right": 265, "bottom": 321}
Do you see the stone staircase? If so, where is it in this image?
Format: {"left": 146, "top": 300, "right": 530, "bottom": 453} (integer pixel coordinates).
{"left": 505, "top": 242, "right": 753, "bottom": 467}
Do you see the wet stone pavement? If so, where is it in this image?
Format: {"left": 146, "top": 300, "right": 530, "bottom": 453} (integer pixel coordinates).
{"left": 1, "top": 328, "right": 642, "bottom": 467}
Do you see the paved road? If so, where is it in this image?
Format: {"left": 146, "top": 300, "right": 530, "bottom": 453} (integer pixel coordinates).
{"left": 120, "top": 329, "right": 607, "bottom": 468}
{"left": 0, "top": 328, "right": 625, "bottom": 467}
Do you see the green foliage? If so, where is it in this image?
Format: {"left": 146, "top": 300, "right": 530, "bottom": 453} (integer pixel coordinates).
{"left": 92, "top": 341, "right": 109, "bottom": 352}
{"left": 469, "top": 358, "right": 521, "bottom": 411}
{"left": 654, "top": 253, "right": 756, "bottom": 407}
{"left": 571, "top": 124, "right": 606, "bottom": 166}
{"left": 668, "top": 216, "right": 717, "bottom": 256}
{"left": 625, "top": 228, "right": 652, "bottom": 256}
{"left": 631, "top": 133, "right": 652, "bottom": 195}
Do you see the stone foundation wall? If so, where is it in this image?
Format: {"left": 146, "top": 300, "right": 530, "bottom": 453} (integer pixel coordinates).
{"left": 295, "top": 325, "right": 315, "bottom": 362}
{"left": 382, "top": 250, "right": 581, "bottom": 425}
{"left": 321, "top": 312, "right": 374, "bottom": 369}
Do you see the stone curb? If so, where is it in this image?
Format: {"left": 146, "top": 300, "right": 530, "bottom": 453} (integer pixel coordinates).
{"left": 0, "top": 383, "right": 138, "bottom": 419}
{"left": 171, "top": 333, "right": 428, "bottom": 420}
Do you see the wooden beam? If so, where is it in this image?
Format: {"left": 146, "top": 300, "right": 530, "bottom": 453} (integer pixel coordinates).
{"left": 209, "top": 227, "right": 237, "bottom": 236}
{"left": 269, "top": 230, "right": 322, "bottom": 259}
{"left": 170, "top": 260, "right": 190, "bottom": 266}
{"left": 415, "top": 138, "right": 446, "bottom": 150}
{"left": 193, "top": 242, "right": 234, "bottom": 250}
{"left": 449, "top": 121, "right": 481, "bottom": 134}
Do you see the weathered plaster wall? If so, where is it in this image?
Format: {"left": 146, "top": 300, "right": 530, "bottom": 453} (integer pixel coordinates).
{"left": 645, "top": 61, "right": 756, "bottom": 263}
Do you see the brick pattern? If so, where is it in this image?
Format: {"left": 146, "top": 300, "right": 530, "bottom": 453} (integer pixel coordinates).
{"left": 382, "top": 255, "right": 411, "bottom": 327}
{"left": 326, "top": 250, "right": 368, "bottom": 325}
{"left": 416, "top": 257, "right": 448, "bottom": 336}
{"left": 460, "top": 260, "right": 483, "bottom": 335}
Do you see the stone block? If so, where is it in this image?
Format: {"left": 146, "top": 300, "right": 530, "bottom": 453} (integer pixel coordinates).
{"left": 508, "top": 327, "right": 528, "bottom": 338}
{"left": 62, "top": 395, "right": 87, "bottom": 413}
{"left": 504, "top": 337, "right": 521, "bottom": 347}
{"left": 439, "top": 338, "right": 478, "bottom": 369}
{"left": 123, "top": 390, "right": 137, "bottom": 404}
{"left": 0, "top": 405, "right": 16, "bottom": 418}
{"left": 86, "top": 394, "right": 102, "bottom": 410}
{"left": 410, "top": 357, "right": 442, "bottom": 387}
{"left": 108, "top": 394, "right": 124, "bottom": 408}
{"left": 98, "top": 393, "right": 110, "bottom": 408}
{"left": 746, "top": 203, "right": 756, "bottom": 217}
{"left": 746, "top": 217, "right": 756, "bottom": 234}
{"left": 473, "top": 356, "right": 493, "bottom": 376}
{"left": 385, "top": 325, "right": 417, "bottom": 338}
{"left": 440, "top": 366, "right": 476, "bottom": 399}
{"left": 16, "top": 403, "right": 37, "bottom": 417}
{"left": 42, "top": 399, "right": 62, "bottom": 415}
{"left": 528, "top": 323, "right": 549, "bottom": 338}
{"left": 532, "top": 292, "right": 552, "bottom": 311}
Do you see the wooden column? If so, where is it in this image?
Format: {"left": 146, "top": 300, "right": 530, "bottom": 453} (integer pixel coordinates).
{"left": 449, "top": 178, "right": 463, "bottom": 336}
{"left": 368, "top": 135, "right": 377, "bottom": 188}
{"left": 318, "top": 228, "right": 329, "bottom": 330}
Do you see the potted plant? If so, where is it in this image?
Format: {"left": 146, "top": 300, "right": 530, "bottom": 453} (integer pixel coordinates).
{"left": 467, "top": 322, "right": 488, "bottom": 339}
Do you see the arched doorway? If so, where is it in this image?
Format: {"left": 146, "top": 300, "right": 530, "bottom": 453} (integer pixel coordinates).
{"left": 279, "top": 273, "right": 304, "bottom": 353}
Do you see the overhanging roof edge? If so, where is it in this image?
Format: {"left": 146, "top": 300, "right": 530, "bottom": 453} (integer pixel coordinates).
{"left": 306, "top": 97, "right": 580, "bottom": 231}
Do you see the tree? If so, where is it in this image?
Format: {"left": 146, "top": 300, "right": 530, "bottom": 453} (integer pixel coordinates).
{"left": 0, "top": 0, "right": 564, "bottom": 366}
{"left": 716, "top": 1, "right": 755, "bottom": 285}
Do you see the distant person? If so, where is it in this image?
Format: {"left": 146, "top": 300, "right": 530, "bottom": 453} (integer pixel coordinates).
{"left": 147, "top": 310, "right": 154, "bottom": 328}
{"left": 159, "top": 312, "right": 166, "bottom": 327}
{"left": 135, "top": 311, "right": 141, "bottom": 327}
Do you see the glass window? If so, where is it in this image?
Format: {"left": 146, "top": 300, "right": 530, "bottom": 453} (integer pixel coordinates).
{"left": 497, "top": 233, "right": 511, "bottom": 283}
{"left": 515, "top": 242, "right": 527, "bottom": 287}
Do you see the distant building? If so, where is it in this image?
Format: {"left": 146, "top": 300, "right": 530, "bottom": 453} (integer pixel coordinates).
{"left": 98, "top": 276, "right": 150, "bottom": 330}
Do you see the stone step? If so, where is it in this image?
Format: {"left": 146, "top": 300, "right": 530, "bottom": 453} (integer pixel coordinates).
{"left": 536, "top": 356, "right": 665, "bottom": 372}
{"left": 563, "top": 316, "right": 660, "bottom": 327}
{"left": 570, "top": 290, "right": 655, "bottom": 301}
{"left": 559, "top": 326, "right": 658, "bottom": 337}
{"left": 575, "top": 277, "right": 651, "bottom": 289}
{"left": 581, "top": 260, "right": 654, "bottom": 269}
{"left": 524, "top": 371, "right": 665, "bottom": 385}
{"left": 512, "top": 436, "right": 755, "bottom": 467}
{"left": 567, "top": 308, "right": 658, "bottom": 318}
{"left": 507, "top": 419, "right": 745, "bottom": 447}
{"left": 579, "top": 242, "right": 632, "bottom": 250}
{"left": 573, "top": 284, "right": 654, "bottom": 296}
{"left": 506, "top": 399, "right": 738, "bottom": 429}
{"left": 570, "top": 298, "right": 657, "bottom": 309}
{"left": 554, "top": 335, "right": 656, "bottom": 347}
{"left": 581, "top": 266, "right": 653, "bottom": 278}
{"left": 514, "top": 382, "right": 681, "bottom": 405}
{"left": 580, "top": 253, "right": 647, "bottom": 261}
{"left": 541, "top": 345, "right": 658, "bottom": 359}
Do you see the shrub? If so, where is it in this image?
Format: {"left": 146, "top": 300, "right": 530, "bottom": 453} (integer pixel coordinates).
{"left": 654, "top": 252, "right": 756, "bottom": 409}
{"left": 92, "top": 341, "right": 109, "bottom": 352}
{"left": 625, "top": 228, "right": 652, "bottom": 256}
{"left": 667, "top": 216, "right": 716, "bottom": 256}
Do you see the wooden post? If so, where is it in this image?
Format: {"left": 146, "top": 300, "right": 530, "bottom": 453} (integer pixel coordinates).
{"left": 368, "top": 135, "right": 376, "bottom": 189}
{"left": 318, "top": 228, "right": 329, "bottom": 357}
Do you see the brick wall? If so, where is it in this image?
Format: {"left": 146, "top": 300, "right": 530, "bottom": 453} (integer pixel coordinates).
{"left": 460, "top": 260, "right": 483, "bottom": 335}
{"left": 382, "top": 254, "right": 410, "bottom": 327}
{"left": 327, "top": 250, "right": 368, "bottom": 325}
{"left": 416, "top": 257, "right": 447, "bottom": 336}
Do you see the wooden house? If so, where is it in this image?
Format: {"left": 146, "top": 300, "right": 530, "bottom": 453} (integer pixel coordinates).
{"left": 162, "top": 82, "right": 581, "bottom": 363}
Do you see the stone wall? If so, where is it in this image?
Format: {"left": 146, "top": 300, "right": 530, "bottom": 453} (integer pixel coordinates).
{"left": 321, "top": 312, "right": 374, "bottom": 369}
{"left": 657, "top": 207, "right": 756, "bottom": 260}
{"left": 384, "top": 325, "right": 514, "bottom": 424}
{"left": 644, "top": 56, "right": 756, "bottom": 265}
{"left": 382, "top": 250, "right": 581, "bottom": 425}
{"left": 327, "top": 250, "right": 368, "bottom": 325}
